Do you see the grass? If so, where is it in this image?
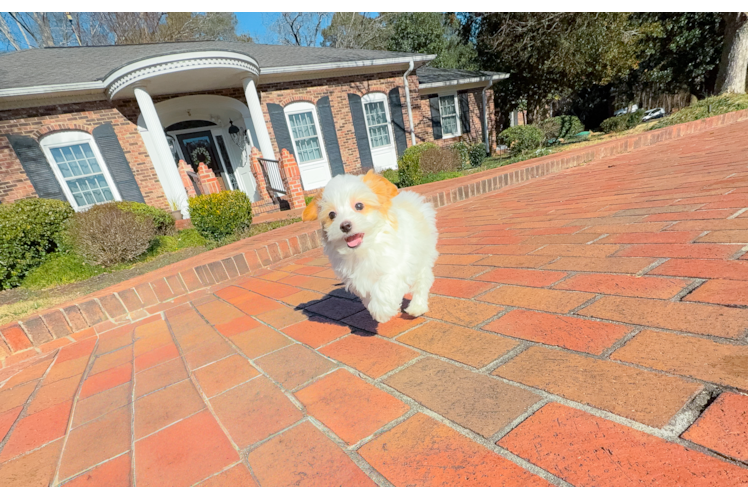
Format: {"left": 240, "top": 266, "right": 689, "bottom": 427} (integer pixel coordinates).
{"left": 650, "top": 93, "right": 748, "bottom": 129}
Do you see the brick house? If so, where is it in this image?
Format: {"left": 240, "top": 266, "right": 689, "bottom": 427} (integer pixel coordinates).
{"left": 0, "top": 41, "right": 506, "bottom": 217}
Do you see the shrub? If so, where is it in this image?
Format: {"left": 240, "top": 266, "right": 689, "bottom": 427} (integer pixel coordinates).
{"left": 397, "top": 143, "right": 438, "bottom": 187}
{"left": 448, "top": 142, "right": 471, "bottom": 169}
{"left": 420, "top": 147, "right": 462, "bottom": 174}
{"left": 188, "top": 190, "right": 253, "bottom": 240}
{"left": 305, "top": 195, "right": 315, "bottom": 206}
{"left": 381, "top": 168, "right": 400, "bottom": 186}
{"left": 176, "top": 228, "right": 207, "bottom": 249}
{"left": 540, "top": 115, "right": 584, "bottom": 141}
{"left": 600, "top": 110, "right": 645, "bottom": 134}
{"left": 0, "top": 198, "right": 74, "bottom": 290}
{"left": 21, "top": 253, "right": 104, "bottom": 290}
{"left": 468, "top": 143, "right": 487, "bottom": 168}
{"left": 498, "top": 125, "right": 545, "bottom": 153}
{"left": 115, "top": 201, "right": 175, "bottom": 235}
{"left": 68, "top": 203, "right": 155, "bottom": 266}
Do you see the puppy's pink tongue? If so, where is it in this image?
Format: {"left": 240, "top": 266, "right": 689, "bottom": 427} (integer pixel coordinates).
{"left": 345, "top": 233, "right": 364, "bottom": 248}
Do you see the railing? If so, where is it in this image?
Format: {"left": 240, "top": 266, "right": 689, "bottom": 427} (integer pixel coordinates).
{"left": 185, "top": 170, "right": 203, "bottom": 196}
{"left": 258, "top": 158, "right": 287, "bottom": 201}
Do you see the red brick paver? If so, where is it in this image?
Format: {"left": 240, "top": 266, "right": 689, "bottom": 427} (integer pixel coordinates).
{"left": 2, "top": 119, "right": 748, "bottom": 486}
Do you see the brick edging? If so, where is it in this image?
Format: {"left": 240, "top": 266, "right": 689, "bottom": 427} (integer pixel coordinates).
{"left": 2, "top": 108, "right": 747, "bottom": 362}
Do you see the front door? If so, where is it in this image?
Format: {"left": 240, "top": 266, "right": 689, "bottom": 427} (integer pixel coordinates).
{"left": 362, "top": 93, "right": 398, "bottom": 172}
{"left": 176, "top": 131, "right": 235, "bottom": 191}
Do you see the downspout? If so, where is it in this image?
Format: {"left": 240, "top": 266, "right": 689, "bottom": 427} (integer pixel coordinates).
{"left": 482, "top": 76, "right": 498, "bottom": 154}
{"left": 403, "top": 59, "right": 416, "bottom": 146}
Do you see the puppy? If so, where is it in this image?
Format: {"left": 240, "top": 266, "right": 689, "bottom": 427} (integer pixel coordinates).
{"left": 302, "top": 170, "right": 438, "bottom": 324}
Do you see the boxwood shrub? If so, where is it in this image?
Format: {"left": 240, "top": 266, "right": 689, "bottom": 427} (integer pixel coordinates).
{"left": 397, "top": 142, "right": 438, "bottom": 187}
{"left": 540, "top": 115, "right": 585, "bottom": 141}
{"left": 498, "top": 125, "right": 545, "bottom": 153}
{"left": 188, "top": 190, "right": 253, "bottom": 240}
{"left": 601, "top": 110, "right": 645, "bottom": 134}
{"left": 115, "top": 201, "right": 175, "bottom": 235}
{"left": 448, "top": 142, "right": 471, "bottom": 169}
{"left": 0, "top": 198, "right": 74, "bottom": 290}
{"left": 468, "top": 143, "right": 487, "bottom": 167}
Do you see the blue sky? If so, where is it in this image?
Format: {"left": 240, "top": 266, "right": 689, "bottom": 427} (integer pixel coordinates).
{"left": 235, "top": 13, "right": 278, "bottom": 43}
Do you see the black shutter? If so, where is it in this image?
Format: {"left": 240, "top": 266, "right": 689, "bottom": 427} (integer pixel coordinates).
{"left": 347, "top": 94, "right": 373, "bottom": 172}
{"left": 428, "top": 96, "right": 442, "bottom": 140}
{"left": 459, "top": 93, "right": 471, "bottom": 134}
{"left": 388, "top": 88, "right": 408, "bottom": 157}
{"left": 315, "top": 96, "right": 345, "bottom": 177}
{"left": 7, "top": 135, "right": 66, "bottom": 201}
{"left": 92, "top": 123, "right": 145, "bottom": 203}
{"left": 266, "top": 103, "right": 294, "bottom": 157}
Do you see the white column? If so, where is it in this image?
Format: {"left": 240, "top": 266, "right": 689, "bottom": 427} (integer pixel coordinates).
{"left": 133, "top": 86, "right": 189, "bottom": 215}
{"left": 243, "top": 78, "right": 276, "bottom": 160}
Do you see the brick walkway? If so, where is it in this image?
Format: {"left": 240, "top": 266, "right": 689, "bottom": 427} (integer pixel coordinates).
{"left": 1, "top": 121, "right": 748, "bottom": 487}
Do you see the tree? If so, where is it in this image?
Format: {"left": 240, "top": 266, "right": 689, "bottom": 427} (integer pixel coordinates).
{"left": 384, "top": 12, "right": 477, "bottom": 69}
{"left": 0, "top": 12, "right": 249, "bottom": 50}
{"left": 618, "top": 13, "right": 723, "bottom": 100}
{"left": 321, "top": 12, "right": 390, "bottom": 50}
{"left": 268, "top": 12, "right": 330, "bottom": 46}
{"left": 716, "top": 12, "right": 748, "bottom": 94}
{"left": 465, "top": 13, "right": 654, "bottom": 122}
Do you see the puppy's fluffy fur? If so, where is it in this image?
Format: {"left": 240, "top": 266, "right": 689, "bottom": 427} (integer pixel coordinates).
{"left": 302, "top": 170, "right": 438, "bottom": 323}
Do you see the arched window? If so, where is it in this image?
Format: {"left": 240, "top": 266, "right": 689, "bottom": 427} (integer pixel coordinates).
{"left": 40, "top": 131, "right": 121, "bottom": 210}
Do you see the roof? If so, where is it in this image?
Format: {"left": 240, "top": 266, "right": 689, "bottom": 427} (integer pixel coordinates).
{"left": 417, "top": 66, "right": 508, "bottom": 89}
{"left": 0, "top": 40, "right": 432, "bottom": 92}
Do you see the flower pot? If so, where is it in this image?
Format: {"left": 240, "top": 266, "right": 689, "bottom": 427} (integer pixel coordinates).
{"left": 171, "top": 210, "right": 183, "bottom": 221}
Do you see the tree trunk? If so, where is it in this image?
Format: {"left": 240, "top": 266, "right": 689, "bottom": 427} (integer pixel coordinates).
{"left": 716, "top": 13, "right": 748, "bottom": 94}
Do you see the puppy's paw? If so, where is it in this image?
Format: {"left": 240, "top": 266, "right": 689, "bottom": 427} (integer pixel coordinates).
{"left": 404, "top": 301, "right": 428, "bottom": 318}
{"left": 367, "top": 301, "right": 399, "bottom": 324}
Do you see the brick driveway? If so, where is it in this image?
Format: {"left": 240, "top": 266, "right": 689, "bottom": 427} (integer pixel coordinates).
{"left": 1, "top": 122, "right": 748, "bottom": 486}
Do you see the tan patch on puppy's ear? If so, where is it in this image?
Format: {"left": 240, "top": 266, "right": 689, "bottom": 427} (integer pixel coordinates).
{"left": 363, "top": 170, "right": 398, "bottom": 203}
{"left": 302, "top": 193, "right": 322, "bottom": 221}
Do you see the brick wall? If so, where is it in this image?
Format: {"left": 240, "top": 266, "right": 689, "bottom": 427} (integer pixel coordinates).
{"left": 416, "top": 87, "right": 495, "bottom": 149}
{"left": 0, "top": 102, "right": 168, "bottom": 209}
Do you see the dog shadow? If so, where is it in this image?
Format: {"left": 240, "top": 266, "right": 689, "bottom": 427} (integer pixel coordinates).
{"left": 293, "top": 285, "right": 415, "bottom": 337}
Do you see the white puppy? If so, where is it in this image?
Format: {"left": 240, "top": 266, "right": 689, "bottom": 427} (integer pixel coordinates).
{"left": 302, "top": 170, "right": 438, "bottom": 324}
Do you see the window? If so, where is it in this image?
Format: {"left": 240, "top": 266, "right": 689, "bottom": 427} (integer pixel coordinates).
{"left": 40, "top": 131, "right": 121, "bottom": 210}
{"left": 439, "top": 94, "right": 461, "bottom": 138}
{"left": 287, "top": 110, "right": 323, "bottom": 163}
{"left": 363, "top": 100, "right": 391, "bottom": 149}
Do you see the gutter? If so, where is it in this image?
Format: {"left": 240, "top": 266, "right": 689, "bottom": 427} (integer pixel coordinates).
{"left": 403, "top": 59, "right": 416, "bottom": 146}
{"left": 482, "top": 75, "right": 502, "bottom": 154}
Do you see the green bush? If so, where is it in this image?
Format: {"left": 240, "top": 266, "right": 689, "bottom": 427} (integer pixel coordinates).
{"left": 498, "top": 125, "right": 545, "bottom": 153}
{"left": 176, "top": 228, "right": 207, "bottom": 249}
{"left": 21, "top": 253, "right": 104, "bottom": 290}
{"left": 0, "top": 198, "right": 74, "bottom": 290}
{"left": 381, "top": 168, "right": 400, "bottom": 186}
{"left": 540, "top": 115, "right": 584, "bottom": 141}
{"left": 305, "top": 195, "right": 315, "bottom": 206}
{"left": 115, "top": 201, "right": 175, "bottom": 235}
{"left": 600, "top": 110, "right": 645, "bottom": 134}
{"left": 188, "top": 190, "right": 253, "bottom": 240}
{"left": 68, "top": 203, "right": 155, "bottom": 266}
{"left": 448, "top": 142, "right": 471, "bottom": 169}
{"left": 468, "top": 143, "right": 487, "bottom": 167}
{"left": 397, "top": 143, "right": 438, "bottom": 187}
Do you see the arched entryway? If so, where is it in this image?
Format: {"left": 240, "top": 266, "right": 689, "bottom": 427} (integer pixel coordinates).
{"left": 137, "top": 94, "right": 262, "bottom": 203}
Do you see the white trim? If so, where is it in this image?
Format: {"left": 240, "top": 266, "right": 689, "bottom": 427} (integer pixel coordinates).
{"left": 419, "top": 73, "right": 509, "bottom": 90}
{"left": 261, "top": 55, "right": 435, "bottom": 76}
{"left": 0, "top": 83, "right": 103, "bottom": 98}
{"left": 284, "top": 101, "right": 331, "bottom": 190}
{"left": 437, "top": 93, "right": 461, "bottom": 139}
{"left": 105, "top": 51, "right": 260, "bottom": 99}
{"left": 39, "top": 131, "right": 122, "bottom": 211}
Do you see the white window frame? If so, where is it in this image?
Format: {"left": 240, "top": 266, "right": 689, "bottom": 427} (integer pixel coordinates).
{"left": 361, "top": 92, "right": 394, "bottom": 151}
{"left": 438, "top": 92, "right": 461, "bottom": 139}
{"left": 283, "top": 101, "right": 329, "bottom": 167}
{"left": 40, "top": 131, "right": 122, "bottom": 211}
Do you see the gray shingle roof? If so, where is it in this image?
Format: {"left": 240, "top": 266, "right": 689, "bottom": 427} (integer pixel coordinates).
{"left": 417, "top": 66, "right": 507, "bottom": 86}
{"left": 0, "top": 41, "right": 430, "bottom": 91}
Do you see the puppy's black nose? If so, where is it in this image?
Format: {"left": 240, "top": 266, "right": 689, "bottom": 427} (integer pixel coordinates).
{"left": 340, "top": 221, "right": 352, "bottom": 233}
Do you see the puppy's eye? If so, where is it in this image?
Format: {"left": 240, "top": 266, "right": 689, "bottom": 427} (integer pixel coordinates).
{"left": 329, "top": 211, "right": 336, "bottom": 220}
{"left": 355, "top": 202, "right": 364, "bottom": 211}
